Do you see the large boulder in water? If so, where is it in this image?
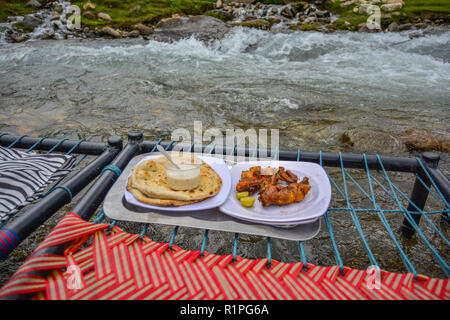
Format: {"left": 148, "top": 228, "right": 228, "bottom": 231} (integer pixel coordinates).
{"left": 152, "top": 15, "right": 230, "bottom": 43}
{"left": 341, "top": 129, "right": 407, "bottom": 154}
{"left": 23, "top": 15, "right": 42, "bottom": 27}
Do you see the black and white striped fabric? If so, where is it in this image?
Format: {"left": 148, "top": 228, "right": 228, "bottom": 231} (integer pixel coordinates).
{"left": 0, "top": 146, "right": 76, "bottom": 223}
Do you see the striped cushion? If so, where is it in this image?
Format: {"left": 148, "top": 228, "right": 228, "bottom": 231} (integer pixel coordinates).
{"left": 0, "top": 146, "right": 76, "bottom": 222}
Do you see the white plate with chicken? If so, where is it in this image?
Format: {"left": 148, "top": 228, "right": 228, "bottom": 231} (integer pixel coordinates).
{"left": 219, "top": 161, "right": 332, "bottom": 226}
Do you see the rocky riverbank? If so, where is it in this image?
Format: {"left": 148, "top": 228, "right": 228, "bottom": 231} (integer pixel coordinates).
{"left": 1, "top": 0, "right": 449, "bottom": 43}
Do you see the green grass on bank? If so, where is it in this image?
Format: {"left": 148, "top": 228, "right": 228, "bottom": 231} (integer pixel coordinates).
{"left": 0, "top": 0, "right": 38, "bottom": 22}
{"left": 402, "top": 0, "right": 450, "bottom": 14}
{"left": 324, "top": 0, "right": 450, "bottom": 30}
{"left": 1, "top": 0, "right": 449, "bottom": 30}
{"left": 71, "top": 0, "right": 216, "bottom": 29}
{"left": 323, "top": 0, "right": 368, "bottom": 31}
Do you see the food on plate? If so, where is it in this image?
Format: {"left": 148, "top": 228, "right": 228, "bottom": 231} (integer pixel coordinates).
{"left": 236, "top": 191, "right": 249, "bottom": 200}
{"left": 127, "top": 152, "right": 222, "bottom": 206}
{"left": 240, "top": 196, "right": 255, "bottom": 208}
{"left": 236, "top": 166, "right": 311, "bottom": 207}
{"left": 258, "top": 177, "right": 311, "bottom": 207}
{"left": 127, "top": 180, "right": 205, "bottom": 206}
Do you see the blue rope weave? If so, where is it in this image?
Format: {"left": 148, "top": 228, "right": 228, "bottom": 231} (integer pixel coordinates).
{"left": 169, "top": 226, "right": 179, "bottom": 249}
{"left": 319, "top": 151, "right": 344, "bottom": 272}
{"left": 375, "top": 155, "right": 450, "bottom": 277}
{"left": 26, "top": 137, "right": 47, "bottom": 153}
{"left": 200, "top": 230, "right": 209, "bottom": 256}
{"left": 266, "top": 237, "right": 272, "bottom": 268}
{"left": 232, "top": 233, "right": 239, "bottom": 262}
{"left": 7, "top": 135, "right": 28, "bottom": 149}
{"left": 48, "top": 185, "right": 73, "bottom": 202}
{"left": 47, "top": 138, "right": 68, "bottom": 154}
{"left": 92, "top": 210, "right": 106, "bottom": 224}
{"left": 101, "top": 165, "right": 122, "bottom": 179}
{"left": 361, "top": 154, "right": 417, "bottom": 277}
{"left": 66, "top": 139, "right": 85, "bottom": 155}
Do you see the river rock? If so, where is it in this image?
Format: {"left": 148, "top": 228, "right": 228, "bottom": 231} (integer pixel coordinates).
{"left": 126, "top": 30, "right": 140, "bottom": 38}
{"left": 268, "top": 16, "right": 281, "bottom": 25}
{"left": 358, "top": 22, "right": 380, "bottom": 32}
{"left": 50, "top": 12, "right": 60, "bottom": 21}
{"left": 153, "top": 15, "right": 230, "bottom": 43}
{"left": 82, "top": 11, "right": 96, "bottom": 19}
{"left": 398, "top": 23, "right": 413, "bottom": 31}
{"left": 234, "top": 18, "right": 271, "bottom": 30}
{"left": 25, "top": 0, "right": 41, "bottom": 8}
{"left": 133, "top": 23, "right": 154, "bottom": 35}
{"left": 341, "top": 0, "right": 356, "bottom": 8}
{"left": 387, "top": 22, "right": 399, "bottom": 32}
{"left": 101, "top": 27, "right": 121, "bottom": 38}
{"left": 341, "top": 129, "right": 406, "bottom": 154}
{"left": 216, "top": 0, "right": 223, "bottom": 9}
{"left": 97, "top": 12, "right": 112, "bottom": 21}
{"left": 359, "top": 4, "right": 372, "bottom": 14}
{"left": 302, "top": 17, "right": 317, "bottom": 25}
{"left": 280, "top": 6, "right": 295, "bottom": 18}
{"left": 381, "top": 3, "right": 403, "bottom": 11}
{"left": 315, "top": 10, "right": 330, "bottom": 17}
{"left": 382, "top": 0, "right": 404, "bottom": 3}
{"left": 9, "top": 33, "right": 28, "bottom": 43}
{"left": 83, "top": 2, "right": 96, "bottom": 10}
{"left": 23, "top": 15, "right": 42, "bottom": 27}
{"left": 415, "top": 23, "right": 429, "bottom": 29}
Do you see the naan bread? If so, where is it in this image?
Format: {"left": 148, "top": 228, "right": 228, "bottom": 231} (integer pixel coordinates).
{"left": 126, "top": 179, "right": 204, "bottom": 206}
{"left": 128, "top": 152, "right": 222, "bottom": 202}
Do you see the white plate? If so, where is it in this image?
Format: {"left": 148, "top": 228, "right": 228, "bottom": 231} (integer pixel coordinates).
{"left": 124, "top": 155, "right": 232, "bottom": 212}
{"left": 219, "top": 161, "right": 332, "bottom": 224}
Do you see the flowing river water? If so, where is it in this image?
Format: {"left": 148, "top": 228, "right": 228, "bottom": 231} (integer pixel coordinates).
{"left": 0, "top": 27, "right": 449, "bottom": 283}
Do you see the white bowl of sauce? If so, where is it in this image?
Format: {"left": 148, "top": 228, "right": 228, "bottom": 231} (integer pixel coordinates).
{"left": 163, "top": 162, "right": 201, "bottom": 191}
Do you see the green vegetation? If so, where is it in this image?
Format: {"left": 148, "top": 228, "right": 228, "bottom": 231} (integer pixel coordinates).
{"left": 205, "top": 9, "right": 232, "bottom": 22}
{"left": 323, "top": 1, "right": 369, "bottom": 30}
{"left": 1, "top": 0, "right": 449, "bottom": 31}
{"left": 0, "top": 0, "right": 36, "bottom": 22}
{"left": 260, "top": 0, "right": 290, "bottom": 4}
{"left": 232, "top": 18, "right": 271, "bottom": 29}
{"left": 12, "top": 21, "right": 35, "bottom": 32}
{"left": 402, "top": 0, "right": 450, "bottom": 14}
{"left": 398, "top": 0, "right": 450, "bottom": 23}
{"left": 324, "top": 0, "right": 450, "bottom": 30}
{"left": 71, "top": 0, "right": 216, "bottom": 30}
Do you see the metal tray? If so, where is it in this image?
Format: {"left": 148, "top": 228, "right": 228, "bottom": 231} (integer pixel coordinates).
{"left": 103, "top": 153, "right": 321, "bottom": 241}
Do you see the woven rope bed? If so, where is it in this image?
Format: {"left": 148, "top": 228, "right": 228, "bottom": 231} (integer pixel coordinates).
{"left": 0, "top": 133, "right": 448, "bottom": 300}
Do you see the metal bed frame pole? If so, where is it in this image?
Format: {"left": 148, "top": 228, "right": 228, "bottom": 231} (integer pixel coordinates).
{"left": 401, "top": 153, "right": 443, "bottom": 238}
{"left": 140, "top": 141, "right": 420, "bottom": 173}
{"left": 75, "top": 133, "right": 142, "bottom": 220}
{"left": 0, "top": 136, "right": 123, "bottom": 259}
{"left": 0, "top": 133, "right": 141, "bottom": 300}
{"left": 0, "top": 134, "right": 107, "bottom": 155}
